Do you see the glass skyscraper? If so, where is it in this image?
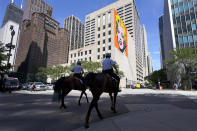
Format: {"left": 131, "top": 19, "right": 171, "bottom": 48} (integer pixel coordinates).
{"left": 159, "top": 0, "right": 197, "bottom": 68}
{"left": 171, "top": 0, "right": 197, "bottom": 48}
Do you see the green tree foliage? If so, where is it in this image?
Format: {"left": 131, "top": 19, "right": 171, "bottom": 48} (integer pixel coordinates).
{"left": 167, "top": 48, "right": 197, "bottom": 88}
{"left": 145, "top": 69, "right": 167, "bottom": 86}
{"left": 0, "top": 41, "right": 8, "bottom": 73}
{"left": 35, "top": 60, "right": 125, "bottom": 82}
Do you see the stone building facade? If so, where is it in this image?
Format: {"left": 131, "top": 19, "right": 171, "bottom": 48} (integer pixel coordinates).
{"left": 23, "top": 0, "right": 53, "bottom": 20}
{"left": 15, "top": 12, "right": 69, "bottom": 74}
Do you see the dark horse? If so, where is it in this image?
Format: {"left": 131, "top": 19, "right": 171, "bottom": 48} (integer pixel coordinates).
{"left": 52, "top": 76, "right": 89, "bottom": 109}
{"left": 84, "top": 72, "right": 119, "bottom": 128}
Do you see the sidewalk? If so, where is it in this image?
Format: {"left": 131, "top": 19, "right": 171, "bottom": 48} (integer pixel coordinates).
{"left": 73, "top": 89, "right": 197, "bottom": 131}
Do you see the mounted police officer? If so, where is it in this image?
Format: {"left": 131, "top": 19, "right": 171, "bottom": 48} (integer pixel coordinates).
{"left": 72, "top": 61, "right": 84, "bottom": 82}
{"left": 102, "top": 53, "right": 121, "bottom": 92}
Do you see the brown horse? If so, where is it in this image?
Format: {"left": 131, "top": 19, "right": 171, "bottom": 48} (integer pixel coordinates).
{"left": 52, "top": 76, "right": 89, "bottom": 109}
{"left": 84, "top": 72, "right": 119, "bottom": 128}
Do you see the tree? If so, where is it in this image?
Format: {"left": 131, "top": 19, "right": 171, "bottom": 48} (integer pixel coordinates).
{"left": 167, "top": 48, "right": 197, "bottom": 89}
{"left": 0, "top": 41, "right": 8, "bottom": 73}
{"left": 145, "top": 69, "right": 167, "bottom": 86}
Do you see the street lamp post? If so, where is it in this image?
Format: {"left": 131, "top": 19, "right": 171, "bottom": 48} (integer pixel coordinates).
{"left": 5, "top": 25, "right": 15, "bottom": 72}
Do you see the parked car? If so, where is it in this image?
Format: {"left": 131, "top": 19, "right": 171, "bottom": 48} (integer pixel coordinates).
{"left": 27, "top": 82, "right": 46, "bottom": 91}
{"left": 45, "top": 84, "right": 54, "bottom": 90}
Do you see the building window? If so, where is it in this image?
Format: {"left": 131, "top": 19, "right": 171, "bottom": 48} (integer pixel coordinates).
{"left": 98, "top": 34, "right": 100, "bottom": 38}
{"left": 103, "top": 32, "right": 105, "bottom": 36}
{"left": 98, "top": 48, "right": 100, "bottom": 52}
{"left": 194, "top": 35, "right": 197, "bottom": 41}
{"left": 74, "top": 53, "right": 76, "bottom": 57}
{"left": 98, "top": 27, "right": 100, "bottom": 31}
{"left": 97, "top": 55, "right": 100, "bottom": 59}
{"left": 89, "top": 57, "right": 91, "bottom": 61}
{"left": 85, "top": 51, "right": 87, "bottom": 55}
{"left": 103, "top": 47, "right": 105, "bottom": 51}
{"left": 178, "top": 37, "right": 183, "bottom": 44}
{"left": 108, "top": 30, "right": 111, "bottom": 35}
{"left": 71, "top": 54, "right": 73, "bottom": 58}
{"left": 81, "top": 52, "right": 83, "bottom": 56}
{"left": 78, "top": 52, "right": 80, "bottom": 56}
{"left": 188, "top": 35, "right": 193, "bottom": 42}
{"left": 108, "top": 38, "right": 111, "bottom": 42}
{"left": 103, "top": 39, "right": 105, "bottom": 44}
{"left": 98, "top": 17, "right": 101, "bottom": 27}
{"left": 89, "top": 50, "right": 91, "bottom": 54}
{"left": 103, "top": 54, "right": 105, "bottom": 58}
{"left": 183, "top": 36, "right": 188, "bottom": 43}
{"left": 192, "top": 24, "right": 196, "bottom": 30}
{"left": 108, "top": 23, "right": 111, "bottom": 28}
{"left": 103, "top": 14, "right": 106, "bottom": 25}
{"left": 108, "top": 45, "right": 111, "bottom": 50}
{"left": 85, "top": 58, "right": 87, "bottom": 61}
{"left": 98, "top": 41, "right": 100, "bottom": 45}
{"left": 103, "top": 25, "right": 106, "bottom": 29}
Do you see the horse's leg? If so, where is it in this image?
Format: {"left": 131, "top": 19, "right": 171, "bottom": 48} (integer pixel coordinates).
{"left": 113, "top": 92, "right": 118, "bottom": 113}
{"left": 85, "top": 98, "right": 96, "bottom": 128}
{"left": 109, "top": 93, "right": 114, "bottom": 111}
{"left": 78, "top": 91, "right": 84, "bottom": 106}
{"left": 84, "top": 91, "right": 89, "bottom": 103}
{"left": 78, "top": 90, "right": 89, "bottom": 106}
{"left": 95, "top": 101, "right": 103, "bottom": 120}
{"left": 60, "top": 89, "right": 71, "bottom": 109}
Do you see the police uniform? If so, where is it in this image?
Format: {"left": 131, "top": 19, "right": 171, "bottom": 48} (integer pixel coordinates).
{"left": 72, "top": 65, "right": 84, "bottom": 81}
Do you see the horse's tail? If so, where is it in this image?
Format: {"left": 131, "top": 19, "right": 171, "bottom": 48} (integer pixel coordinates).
{"left": 52, "top": 77, "right": 66, "bottom": 102}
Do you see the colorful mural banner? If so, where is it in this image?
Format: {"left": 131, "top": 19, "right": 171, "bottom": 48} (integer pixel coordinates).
{"left": 114, "top": 9, "right": 128, "bottom": 57}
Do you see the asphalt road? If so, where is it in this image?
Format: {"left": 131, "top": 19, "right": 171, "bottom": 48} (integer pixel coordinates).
{"left": 0, "top": 89, "right": 197, "bottom": 131}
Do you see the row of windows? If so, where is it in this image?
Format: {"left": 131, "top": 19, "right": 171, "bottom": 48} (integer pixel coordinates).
{"left": 174, "top": 23, "right": 197, "bottom": 34}
{"left": 178, "top": 34, "right": 197, "bottom": 44}
{"left": 172, "top": 1, "right": 196, "bottom": 14}
{"left": 71, "top": 57, "right": 92, "bottom": 64}
{"left": 98, "top": 23, "right": 111, "bottom": 31}
{"left": 97, "top": 38, "right": 111, "bottom": 45}
{"left": 70, "top": 50, "right": 92, "bottom": 58}
{"left": 173, "top": 12, "right": 197, "bottom": 24}
{"left": 97, "top": 53, "right": 111, "bottom": 60}
{"left": 97, "top": 46, "right": 111, "bottom": 52}
{"left": 98, "top": 31, "right": 111, "bottom": 38}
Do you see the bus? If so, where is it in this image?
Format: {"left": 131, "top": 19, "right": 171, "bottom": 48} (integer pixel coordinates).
{"left": 4, "top": 77, "right": 20, "bottom": 90}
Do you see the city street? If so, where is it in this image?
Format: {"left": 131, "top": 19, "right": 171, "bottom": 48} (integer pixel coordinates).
{"left": 0, "top": 89, "right": 197, "bottom": 131}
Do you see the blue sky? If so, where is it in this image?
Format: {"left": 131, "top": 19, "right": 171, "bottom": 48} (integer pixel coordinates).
{"left": 0, "top": 0, "right": 163, "bottom": 71}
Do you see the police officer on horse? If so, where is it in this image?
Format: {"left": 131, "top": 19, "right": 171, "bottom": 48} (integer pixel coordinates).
{"left": 102, "top": 53, "right": 121, "bottom": 92}
{"left": 72, "top": 60, "right": 84, "bottom": 83}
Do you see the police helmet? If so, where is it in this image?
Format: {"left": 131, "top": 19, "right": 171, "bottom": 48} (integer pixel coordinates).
{"left": 77, "top": 61, "right": 81, "bottom": 65}
{"left": 106, "top": 53, "right": 111, "bottom": 58}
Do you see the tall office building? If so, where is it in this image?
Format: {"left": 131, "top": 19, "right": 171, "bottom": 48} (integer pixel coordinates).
{"left": 83, "top": 0, "right": 144, "bottom": 83}
{"left": 141, "top": 25, "right": 151, "bottom": 77}
{"left": 0, "top": 2, "right": 23, "bottom": 69}
{"left": 15, "top": 12, "right": 69, "bottom": 74}
{"left": 23, "top": 0, "right": 53, "bottom": 20}
{"left": 1, "top": 2, "right": 23, "bottom": 28}
{"left": 160, "top": 0, "right": 197, "bottom": 68}
{"left": 64, "top": 15, "right": 85, "bottom": 50}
